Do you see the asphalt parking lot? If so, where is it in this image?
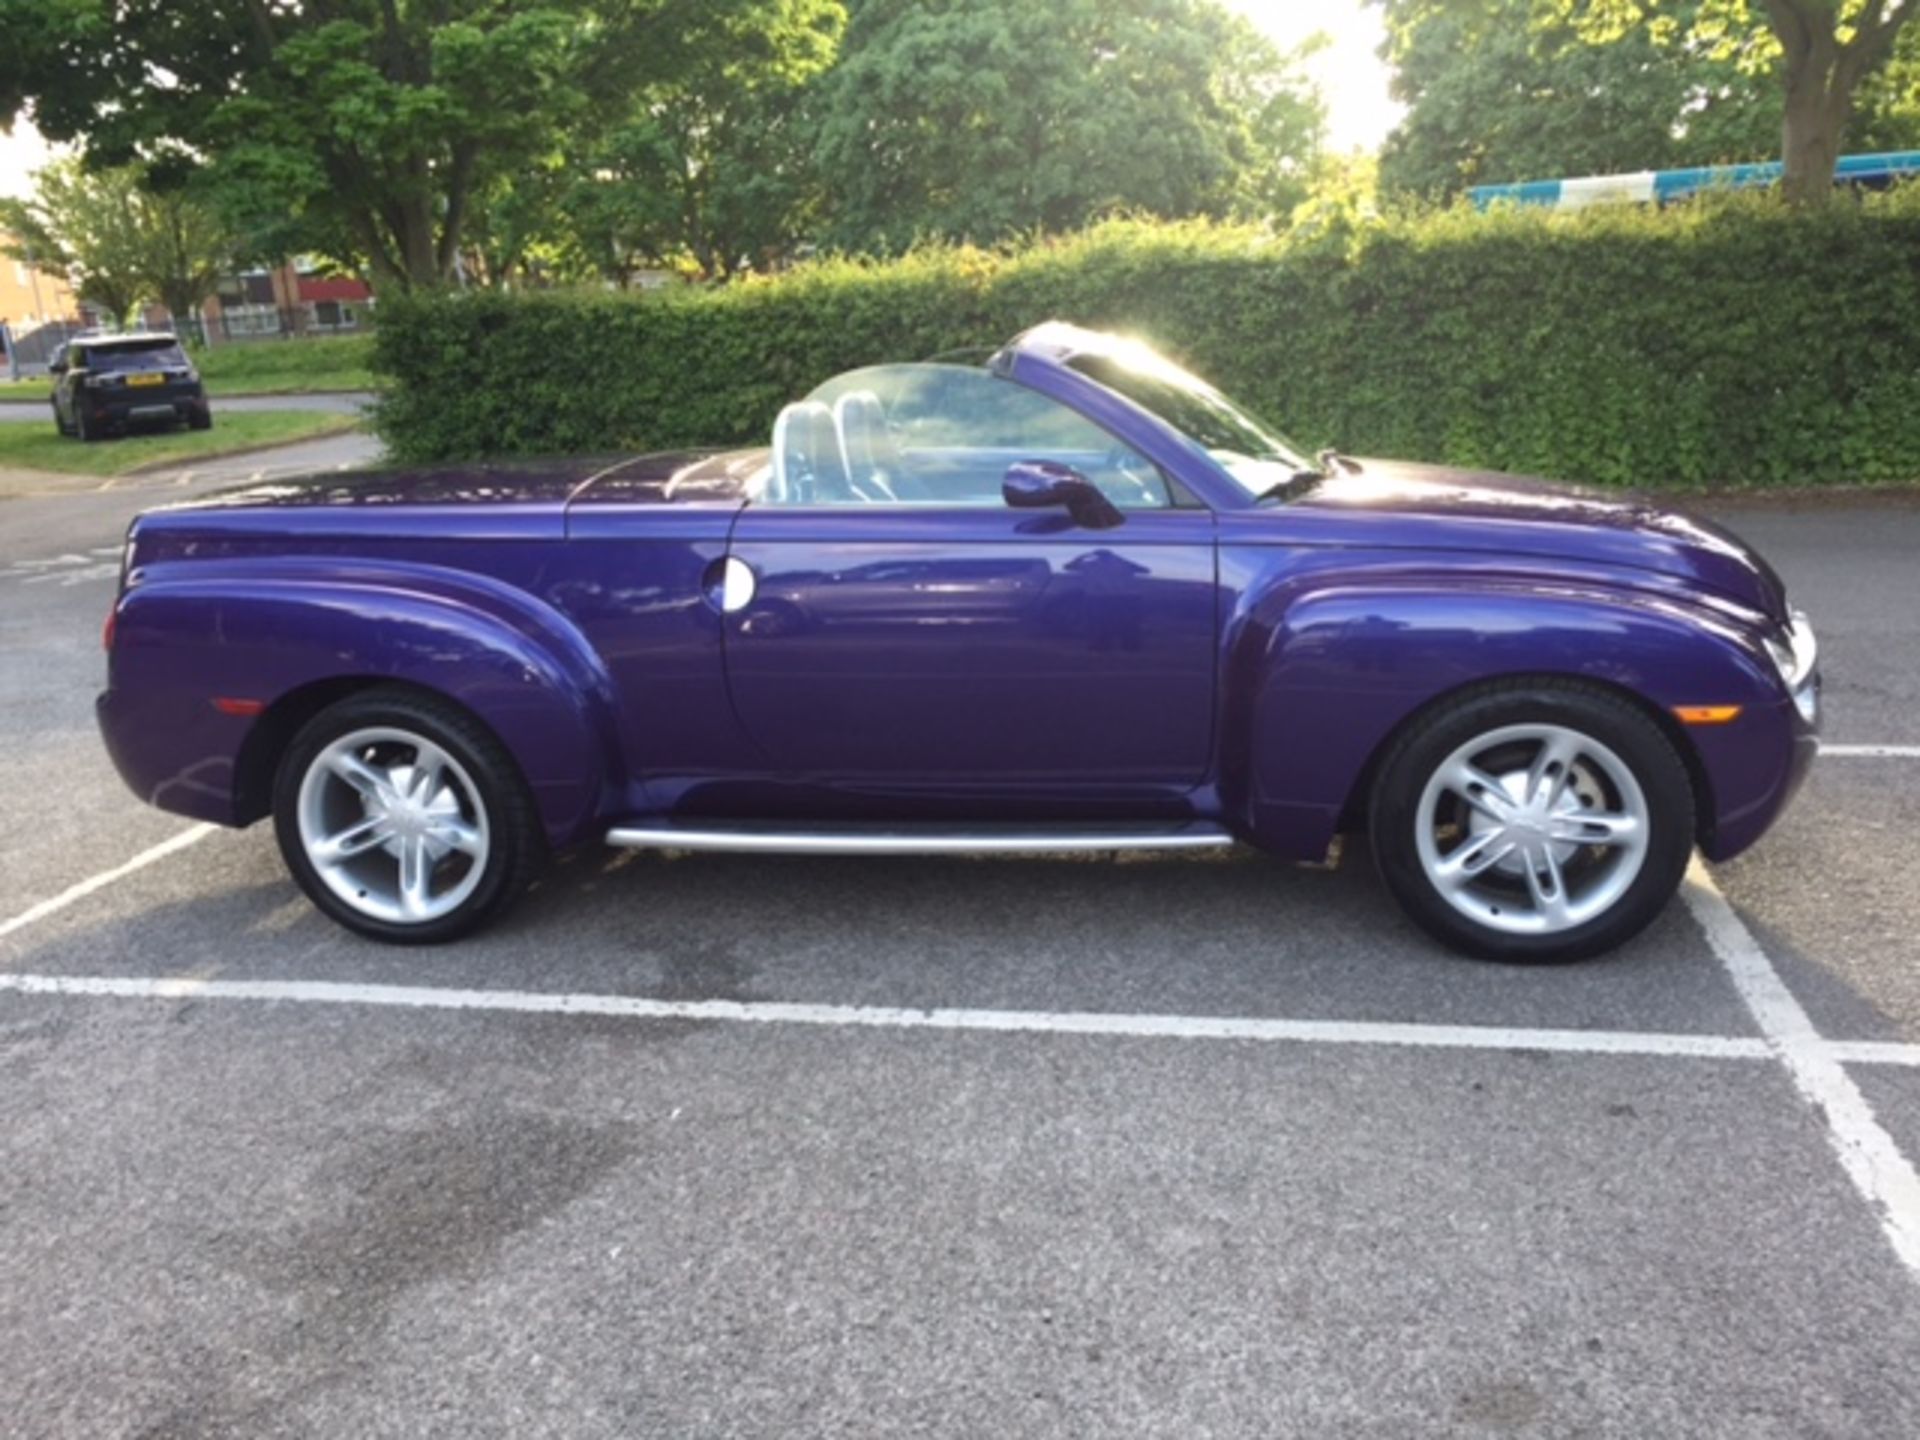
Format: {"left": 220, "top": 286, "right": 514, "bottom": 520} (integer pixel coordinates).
{"left": 3, "top": 475, "right": 1919, "bottom": 1437}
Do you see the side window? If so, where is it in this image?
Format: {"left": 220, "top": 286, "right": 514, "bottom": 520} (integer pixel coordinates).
{"left": 766, "top": 363, "right": 1172, "bottom": 509}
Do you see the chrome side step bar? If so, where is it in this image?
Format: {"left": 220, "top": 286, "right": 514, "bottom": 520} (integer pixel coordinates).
{"left": 604, "top": 821, "right": 1237, "bottom": 857}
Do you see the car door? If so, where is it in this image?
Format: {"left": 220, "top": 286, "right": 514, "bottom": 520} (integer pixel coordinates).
{"left": 719, "top": 364, "right": 1217, "bottom": 796}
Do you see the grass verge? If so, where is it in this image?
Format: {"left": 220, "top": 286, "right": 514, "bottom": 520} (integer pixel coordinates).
{"left": 0, "top": 411, "right": 360, "bottom": 477}
{"left": 0, "top": 333, "right": 378, "bottom": 399}
{"left": 192, "top": 335, "right": 377, "bottom": 395}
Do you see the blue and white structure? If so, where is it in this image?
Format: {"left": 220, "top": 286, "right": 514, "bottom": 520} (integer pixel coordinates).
{"left": 1468, "top": 150, "right": 1920, "bottom": 210}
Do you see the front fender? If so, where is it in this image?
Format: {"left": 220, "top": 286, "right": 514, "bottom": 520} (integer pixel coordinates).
{"left": 100, "top": 557, "right": 620, "bottom": 845}
{"left": 1222, "top": 575, "right": 1790, "bottom": 860}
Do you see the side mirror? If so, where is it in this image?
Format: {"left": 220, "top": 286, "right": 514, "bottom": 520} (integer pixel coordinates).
{"left": 48, "top": 360, "right": 67, "bottom": 375}
{"left": 1001, "top": 460, "right": 1122, "bottom": 530}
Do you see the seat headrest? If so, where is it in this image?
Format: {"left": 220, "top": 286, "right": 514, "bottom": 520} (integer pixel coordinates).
{"left": 772, "top": 400, "right": 848, "bottom": 501}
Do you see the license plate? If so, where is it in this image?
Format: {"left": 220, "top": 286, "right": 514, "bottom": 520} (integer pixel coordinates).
{"left": 127, "top": 373, "right": 164, "bottom": 387}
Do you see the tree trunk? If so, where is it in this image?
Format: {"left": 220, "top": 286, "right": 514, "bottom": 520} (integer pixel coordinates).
{"left": 1779, "top": 47, "right": 1850, "bottom": 204}
{"left": 159, "top": 281, "right": 199, "bottom": 328}
{"left": 396, "top": 196, "right": 440, "bottom": 288}
{"left": 1766, "top": 0, "right": 1920, "bottom": 204}
{"left": 436, "top": 142, "right": 479, "bottom": 281}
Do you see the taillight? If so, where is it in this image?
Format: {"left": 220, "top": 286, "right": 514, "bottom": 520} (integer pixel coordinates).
{"left": 102, "top": 605, "right": 117, "bottom": 651}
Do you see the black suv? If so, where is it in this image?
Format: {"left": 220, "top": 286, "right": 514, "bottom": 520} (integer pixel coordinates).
{"left": 50, "top": 333, "right": 213, "bottom": 441}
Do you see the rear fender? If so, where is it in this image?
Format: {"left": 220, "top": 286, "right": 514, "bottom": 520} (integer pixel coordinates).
{"left": 1222, "top": 578, "right": 1783, "bottom": 859}
{"left": 102, "top": 557, "right": 620, "bottom": 844}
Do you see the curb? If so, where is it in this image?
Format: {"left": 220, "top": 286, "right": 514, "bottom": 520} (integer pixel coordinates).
{"left": 118, "top": 418, "right": 363, "bottom": 477}
{"left": 206, "top": 387, "right": 378, "bottom": 398}
{"left": 0, "top": 464, "right": 95, "bottom": 499}
{"left": 1685, "top": 481, "right": 1920, "bottom": 510}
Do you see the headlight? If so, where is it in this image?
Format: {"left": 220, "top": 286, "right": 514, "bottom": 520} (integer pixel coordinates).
{"left": 1764, "top": 633, "right": 1797, "bottom": 684}
{"left": 1768, "top": 611, "right": 1817, "bottom": 689}
{"left": 1765, "top": 610, "right": 1818, "bottom": 723}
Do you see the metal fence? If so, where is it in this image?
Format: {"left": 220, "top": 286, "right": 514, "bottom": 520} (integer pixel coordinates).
{"left": 168, "top": 305, "right": 374, "bottom": 346}
{"left": 1, "top": 318, "right": 89, "bottom": 376}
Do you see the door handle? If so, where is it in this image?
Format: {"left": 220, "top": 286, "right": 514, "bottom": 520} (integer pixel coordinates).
{"left": 703, "top": 556, "right": 758, "bottom": 614}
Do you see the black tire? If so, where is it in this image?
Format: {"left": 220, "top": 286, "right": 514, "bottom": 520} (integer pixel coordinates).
{"left": 74, "top": 405, "right": 96, "bottom": 443}
{"left": 1368, "top": 678, "right": 1695, "bottom": 963}
{"left": 187, "top": 405, "right": 212, "bottom": 432}
{"left": 272, "top": 686, "right": 545, "bottom": 943}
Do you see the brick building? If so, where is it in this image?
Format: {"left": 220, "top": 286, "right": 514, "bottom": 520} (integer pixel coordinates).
{"left": 193, "top": 262, "right": 374, "bottom": 342}
{"left": 0, "top": 237, "right": 81, "bottom": 328}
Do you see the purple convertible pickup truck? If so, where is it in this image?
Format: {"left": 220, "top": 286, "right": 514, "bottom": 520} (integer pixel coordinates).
{"left": 97, "top": 323, "right": 1818, "bottom": 960}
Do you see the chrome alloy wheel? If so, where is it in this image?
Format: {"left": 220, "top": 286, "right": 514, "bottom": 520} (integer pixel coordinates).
{"left": 1413, "top": 722, "right": 1650, "bottom": 936}
{"left": 295, "top": 726, "right": 490, "bottom": 925}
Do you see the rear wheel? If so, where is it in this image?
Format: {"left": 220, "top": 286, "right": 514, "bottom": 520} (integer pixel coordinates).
{"left": 74, "top": 405, "right": 96, "bottom": 443}
{"left": 272, "top": 687, "right": 543, "bottom": 943}
{"left": 187, "top": 405, "right": 212, "bottom": 431}
{"left": 1369, "top": 681, "right": 1694, "bottom": 962}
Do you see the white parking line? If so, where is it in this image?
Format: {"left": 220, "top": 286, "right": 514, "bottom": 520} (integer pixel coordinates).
{"left": 1828, "top": 1040, "right": 1920, "bottom": 1068}
{"left": 0, "top": 825, "right": 215, "bottom": 943}
{"left": 0, "top": 547, "right": 122, "bottom": 588}
{"left": 8, "top": 825, "right": 1920, "bottom": 1288}
{"left": 1821, "top": 744, "right": 1920, "bottom": 759}
{"left": 1684, "top": 860, "right": 1920, "bottom": 1280}
{"left": 0, "top": 972, "right": 1779, "bottom": 1061}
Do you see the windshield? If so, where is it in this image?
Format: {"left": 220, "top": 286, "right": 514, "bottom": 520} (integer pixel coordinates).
{"left": 1066, "top": 342, "right": 1316, "bottom": 498}
{"left": 86, "top": 339, "right": 189, "bottom": 372}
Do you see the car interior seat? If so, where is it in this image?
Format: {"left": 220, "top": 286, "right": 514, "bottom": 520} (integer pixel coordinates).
{"left": 771, "top": 400, "right": 851, "bottom": 503}
{"left": 833, "top": 390, "right": 904, "bottom": 502}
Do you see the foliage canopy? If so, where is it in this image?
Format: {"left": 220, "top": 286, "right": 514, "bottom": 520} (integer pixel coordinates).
{"left": 0, "top": 0, "right": 840, "bottom": 289}
{"left": 812, "top": 0, "right": 1326, "bottom": 252}
{"left": 0, "top": 158, "right": 234, "bottom": 322}
{"left": 1377, "top": 0, "right": 1920, "bottom": 199}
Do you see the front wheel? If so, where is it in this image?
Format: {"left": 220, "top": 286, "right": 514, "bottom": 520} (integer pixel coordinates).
{"left": 272, "top": 687, "right": 543, "bottom": 943}
{"left": 1369, "top": 681, "right": 1694, "bottom": 962}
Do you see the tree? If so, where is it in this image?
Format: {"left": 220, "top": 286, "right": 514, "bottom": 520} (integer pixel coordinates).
{"left": 812, "top": 0, "right": 1326, "bottom": 252}
{"left": 1380, "top": 0, "right": 1920, "bottom": 199}
{"left": 1851, "top": 15, "right": 1920, "bottom": 147}
{"left": 139, "top": 179, "right": 240, "bottom": 325}
{"left": 0, "top": 1, "right": 842, "bottom": 291}
{"left": 555, "top": 0, "right": 843, "bottom": 281}
{"left": 0, "top": 158, "right": 235, "bottom": 324}
{"left": 1764, "top": 0, "right": 1920, "bottom": 196}
{"left": 1377, "top": 0, "right": 1784, "bottom": 197}
{"left": 1561, "top": 1, "right": 1920, "bottom": 201}
{"left": 464, "top": 158, "right": 575, "bottom": 289}
{"left": 0, "top": 161, "right": 146, "bottom": 322}
{"left": 565, "top": 71, "right": 828, "bottom": 281}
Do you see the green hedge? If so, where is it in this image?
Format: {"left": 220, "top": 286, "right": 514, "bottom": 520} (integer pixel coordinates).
{"left": 374, "top": 189, "right": 1920, "bottom": 489}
